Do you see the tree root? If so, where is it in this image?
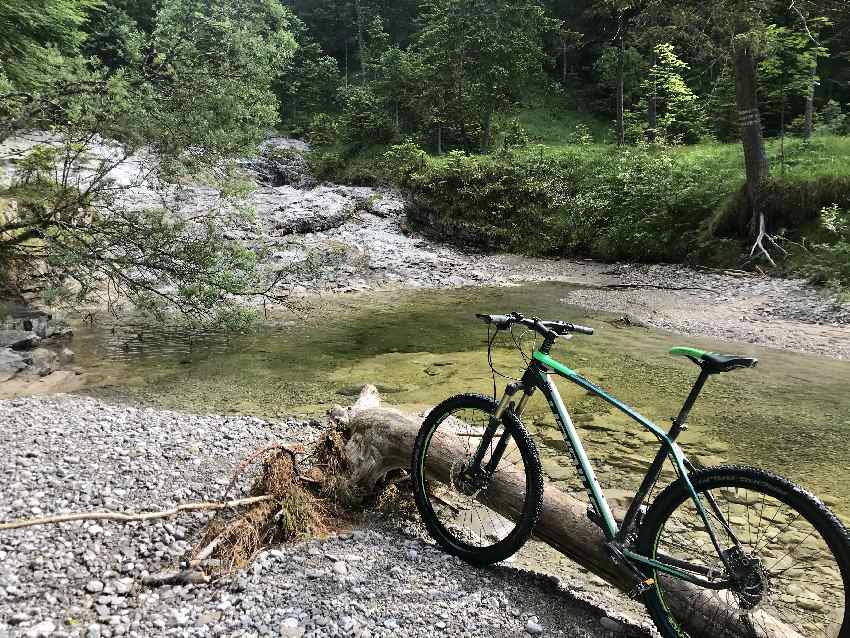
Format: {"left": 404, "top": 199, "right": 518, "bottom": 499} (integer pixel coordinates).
{"left": 749, "top": 211, "right": 787, "bottom": 267}
{"left": 191, "top": 448, "right": 329, "bottom": 573}
{"left": 1, "top": 443, "right": 332, "bottom": 581}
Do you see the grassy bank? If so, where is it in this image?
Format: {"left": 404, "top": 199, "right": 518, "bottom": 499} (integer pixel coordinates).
{"left": 306, "top": 108, "right": 850, "bottom": 296}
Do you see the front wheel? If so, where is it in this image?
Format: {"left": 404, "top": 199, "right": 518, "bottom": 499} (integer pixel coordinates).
{"left": 636, "top": 465, "right": 850, "bottom": 638}
{"left": 411, "top": 393, "right": 543, "bottom": 565}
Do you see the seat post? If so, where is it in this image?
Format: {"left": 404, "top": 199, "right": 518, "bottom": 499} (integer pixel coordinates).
{"left": 669, "top": 367, "right": 711, "bottom": 440}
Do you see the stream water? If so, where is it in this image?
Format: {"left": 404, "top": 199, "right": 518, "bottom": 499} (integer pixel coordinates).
{"left": 72, "top": 282, "right": 850, "bottom": 523}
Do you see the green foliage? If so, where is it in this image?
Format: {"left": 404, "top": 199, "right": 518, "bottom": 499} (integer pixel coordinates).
{"left": 569, "top": 123, "right": 595, "bottom": 146}
{"left": 306, "top": 113, "right": 341, "bottom": 147}
{"left": 394, "top": 144, "right": 727, "bottom": 262}
{"left": 645, "top": 44, "right": 706, "bottom": 144}
{"left": 82, "top": 0, "right": 148, "bottom": 69}
{"left": 501, "top": 119, "right": 533, "bottom": 151}
{"left": 339, "top": 84, "right": 394, "bottom": 145}
{"left": 275, "top": 21, "right": 340, "bottom": 128}
{"left": 758, "top": 21, "right": 829, "bottom": 135}
{"left": 413, "top": 0, "right": 557, "bottom": 151}
{"left": 381, "top": 140, "right": 427, "bottom": 185}
{"left": 15, "top": 145, "right": 59, "bottom": 184}
{"left": 0, "top": 0, "right": 100, "bottom": 86}
{"left": 306, "top": 150, "right": 345, "bottom": 181}
{"left": 1, "top": 0, "right": 300, "bottom": 322}
{"left": 815, "top": 100, "right": 849, "bottom": 136}
{"left": 786, "top": 205, "right": 850, "bottom": 296}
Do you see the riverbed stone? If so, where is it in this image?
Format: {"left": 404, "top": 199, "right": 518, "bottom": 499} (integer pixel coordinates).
{"left": 23, "top": 347, "right": 58, "bottom": 376}
{"left": 0, "top": 348, "right": 27, "bottom": 381}
{"left": 0, "top": 330, "right": 40, "bottom": 350}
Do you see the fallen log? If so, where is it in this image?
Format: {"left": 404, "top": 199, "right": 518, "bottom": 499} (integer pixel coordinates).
{"left": 333, "top": 386, "right": 803, "bottom": 638}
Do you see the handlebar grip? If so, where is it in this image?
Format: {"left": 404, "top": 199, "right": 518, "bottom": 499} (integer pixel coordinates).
{"left": 570, "top": 324, "right": 594, "bottom": 336}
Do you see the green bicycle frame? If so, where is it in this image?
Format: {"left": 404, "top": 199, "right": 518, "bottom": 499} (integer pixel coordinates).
{"left": 486, "top": 349, "right": 738, "bottom": 588}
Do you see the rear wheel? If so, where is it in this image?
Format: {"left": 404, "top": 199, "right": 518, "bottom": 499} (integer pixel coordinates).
{"left": 411, "top": 394, "right": 543, "bottom": 565}
{"left": 636, "top": 465, "right": 850, "bottom": 637}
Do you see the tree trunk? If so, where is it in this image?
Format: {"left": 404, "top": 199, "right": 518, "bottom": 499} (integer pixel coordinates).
{"left": 616, "top": 34, "right": 626, "bottom": 147}
{"left": 647, "top": 49, "right": 657, "bottom": 143}
{"left": 345, "top": 42, "right": 349, "bottom": 88}
{"left": 733, "top": 39, "right": 769, "bottom": 240}
{"left": 562, "top": 39, "right": 568, "bottom": 85}
{"left": 334, "top": 387, "right": 805, "bottom": 638}
{"left": 355, "top": 0, "right": 365, "bottom": 83}
{"left": 780, "top": 85, "right": 786, "bottom": 176}
{"left": 804, "top": 62, "right": 817, "bottom": 140}
{"left": 481, "top": 110, "right": 493, "bottom": 153}
{"left": 436, "top": 125, "right": 442, "bottom": 156}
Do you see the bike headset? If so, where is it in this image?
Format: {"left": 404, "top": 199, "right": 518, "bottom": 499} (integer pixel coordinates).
{"left": 476, "top": 311, "right": 594, "bottom": 400}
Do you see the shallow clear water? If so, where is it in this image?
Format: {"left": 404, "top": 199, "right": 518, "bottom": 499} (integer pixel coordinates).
{"left": 72, "top": 282, "right": 850, "bottom": 519}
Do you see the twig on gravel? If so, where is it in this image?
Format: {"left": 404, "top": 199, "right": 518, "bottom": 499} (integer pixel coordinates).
{"left": 191, "top": 535, "right": 226, "bottom": 565}
{"left": 142, "top": 568, "right": 211, "bottom": 587}
{"left": 0, "top": 495, "right": 275, "bottom": 530}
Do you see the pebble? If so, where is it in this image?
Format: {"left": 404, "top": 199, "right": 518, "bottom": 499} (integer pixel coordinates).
{"left": 279, "top": 617, "right": 304, "bottom": 637}
{"left": 526, "top": 617, "right": 544, "bottom": 635}
{"left": 24, "top": 620, "right": 56, "bottom": 637}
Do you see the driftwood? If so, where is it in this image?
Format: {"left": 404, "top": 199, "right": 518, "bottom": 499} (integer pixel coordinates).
{"left": 335, "top": 386, "right": 803, "bottom": 638}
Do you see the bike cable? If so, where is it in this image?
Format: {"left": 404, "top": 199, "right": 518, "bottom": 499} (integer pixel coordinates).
{"left": 487, "top": 323, "right": 538, "bottom": 401}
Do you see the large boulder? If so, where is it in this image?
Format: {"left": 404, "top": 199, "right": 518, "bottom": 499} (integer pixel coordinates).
{"left": 253, "top": 185, "right": 356, "bottom": 235}
{"left": 23, "top": 347, "right": 58, "bottom": 377}
{"left": 0, "top": 348, "right": 27, "bottom": 381}
{"left": 248, "top": 149, "right": 316, "bottom": 189}
{"left": 0, "top": 330, "right": 40, "bottom": 350}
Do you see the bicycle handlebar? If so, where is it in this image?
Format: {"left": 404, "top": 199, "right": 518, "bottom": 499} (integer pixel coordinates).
{"left": 475, "top": 312, "right": 594, "bottom": 337}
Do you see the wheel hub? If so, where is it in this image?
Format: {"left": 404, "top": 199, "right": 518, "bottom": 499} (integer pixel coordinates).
{"left": 450, "top": 461, "right": 489, "bottom": 497}
{"left": 722, "top": 547, "right": 769, "bottom": 611}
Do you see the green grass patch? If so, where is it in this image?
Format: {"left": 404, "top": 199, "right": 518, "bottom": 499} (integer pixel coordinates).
{"left": 306, "top": 106, "right": 850, "bottom": 295}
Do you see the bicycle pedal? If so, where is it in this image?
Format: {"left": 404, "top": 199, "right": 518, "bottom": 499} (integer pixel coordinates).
{"left": 627, "top": 578, "right": 656, "bottom": 599}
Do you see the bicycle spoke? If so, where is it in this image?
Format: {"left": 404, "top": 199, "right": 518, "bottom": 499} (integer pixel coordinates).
{"left": 650, "top": 481, "right": 846, "bottom": 638}
{"left": 422, "top": 406, "right": 529, "bottom": 552}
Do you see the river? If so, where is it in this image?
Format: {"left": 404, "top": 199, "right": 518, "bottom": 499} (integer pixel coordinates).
{"left": 71, "top": 281, "right": 850, "bottom": 525}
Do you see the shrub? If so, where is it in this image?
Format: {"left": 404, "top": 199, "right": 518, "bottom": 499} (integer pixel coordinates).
{"left": 381, "top": 141, "right": 427, "bottom": 186}
{"left": 306, "top": 151, "right": 344, "bottom": 181}
{"left": 401, "top": 146, "right": 718, "bottom": 262}
{"left": 339, "top": 85, "right": 394, "bottom": 146}
{"left": 306, "top": 113, "right": 340, "bottom": 147}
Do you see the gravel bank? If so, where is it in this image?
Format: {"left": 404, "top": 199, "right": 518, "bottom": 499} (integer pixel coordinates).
{"left": 0, "top": 396, "right": 646, "bottom": 638}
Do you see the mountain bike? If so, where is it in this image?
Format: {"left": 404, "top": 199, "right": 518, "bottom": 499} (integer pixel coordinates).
{"left": 411, "top": 312, "right": 850, "bottom": 638}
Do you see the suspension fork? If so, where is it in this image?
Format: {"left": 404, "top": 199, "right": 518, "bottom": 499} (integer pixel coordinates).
{"left": 469, "top": 382, "right": 534, "bottom": 475}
